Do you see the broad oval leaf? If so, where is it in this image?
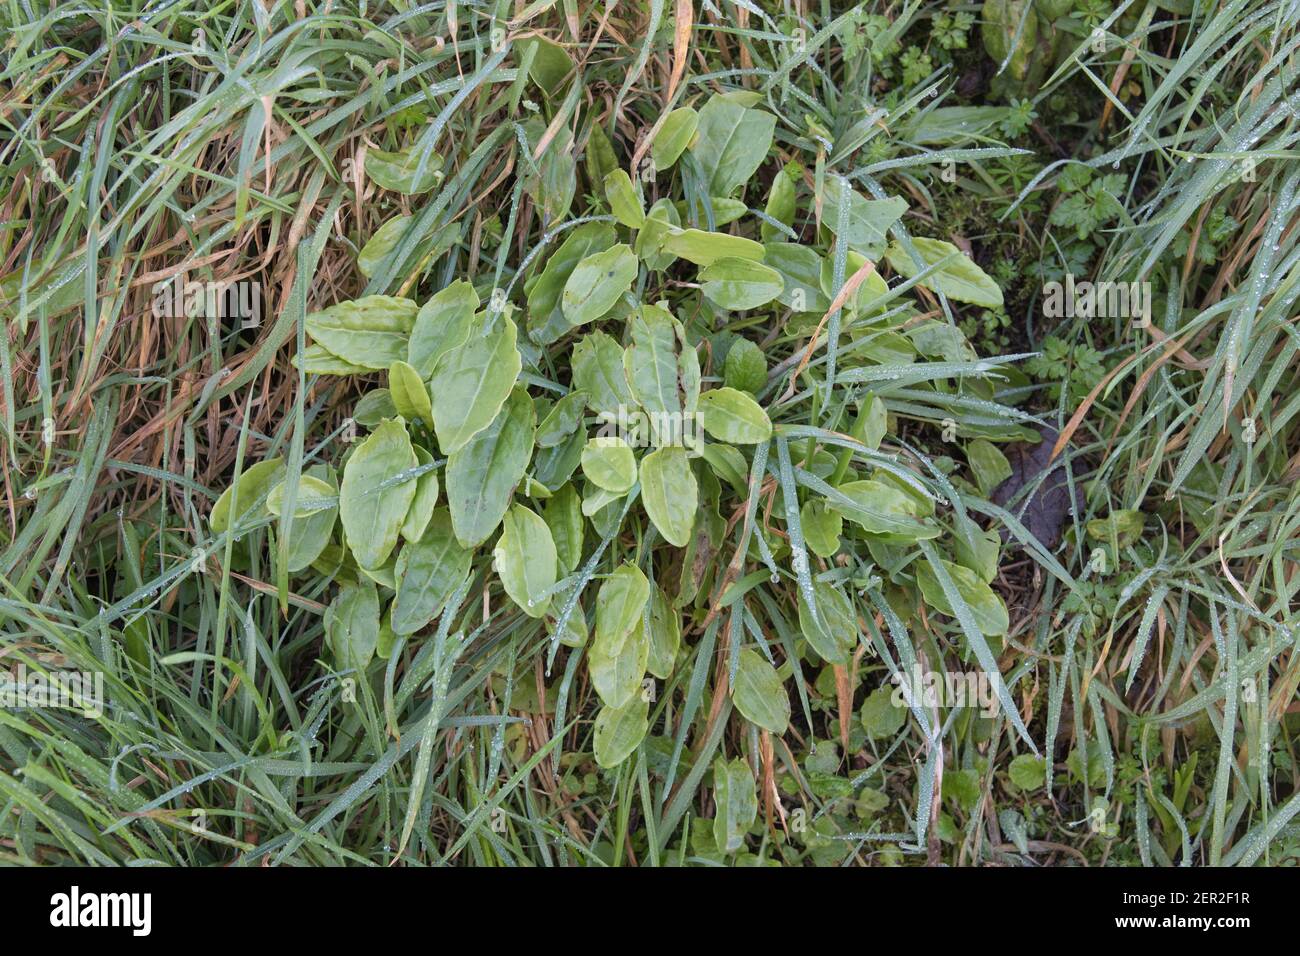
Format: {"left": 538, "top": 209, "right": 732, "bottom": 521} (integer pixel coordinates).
{"left": 536, "top": 390, "right": 587, "bottom": 448}
{"left": 358, "top": 215, "right": 414, "bottom": 278}
{"left": 639, "top": 445, "right": 697, "bottom": 547}
{"left": 697, "top": 387, "right": 772, "bottom": 444}
{"left": 593, "top": 696, "right": 650, "bottom": 768}
{"left": 581, "top": 436, "right": 637, "bottom": 493}
{"left": 391, "top": 509, "right": 471, "bottom": 635}
{"left": 596, "top": 562, "right": 650, "bottom": 645}
{"left": 572, "top": 331, "right": 637, "bottom": 417}
{"left": 283, "top": 464, "right": 337, "bottom": 573}
{"left": 527, "top": 222, "right": 617, "bottom": 344}
{"left": 339, "top": 419, "right": 418, "bottom": 569}
{"left": 306, "top": 296, "right": 417, "bottom": 370}
{"left": 266, "top": 474, "right": 336, "bottom": 518}
{"left": 590, "top": 563, "right": 651, "bottom": 707}
{"left": 820, "top": 177, "right": 908, "bottom": 259}
{"left": 800, "top": 498, "right": 843, "bottom": 558}
{"left": 885, "top": 237, "right": 1003, "bottom": 308}
{"left": 651, "top": 106, "right": 698, "bottom": 170}
{"left": 366, "top": 145, "right": 444, "bottom": 195}
{"left": 643, "top": 585, "right": 681, "bottom": 679}
{"left": 690, "top": 95, "right": 776, "bottom": 197}
{"left": 388, "top": 360, "right": 433, "bottom": 424}
{"left": 831, "top": 479, "right": 941, "bottom": 540}
{"left": 712, "top": 756, "right": 758, "bottom": 853}
{"left": 798, "top": 578, "right": 857, "bottom": 665}
{"left": 624, "top": 305, "right": 687, "bottom": 419}
{"left": 915, "top": 557, "right": 1010, "bottom": 636}
{"left": 543, "top": 483, "right": 585, "bottom": 574}
{"left": 446, "top": 387, "right": 536, "bottom": 548}
{"left": 561, "top": 244, "right": 638, "bottom": 328}
{"left": 732, "top": 648, "right": 790, "bottom": 733}
{"left": 723, "top": 338, "right": 767, "bottom": 393}
{"left": 400, "top": 446, "right": 440, "bottom": 543}
{"left": 603, "top": 170, "right": 645, "bottom": 228}
{"left": 700, "top": 257, "right": 784, "bottom": 310}
{"left": 428, "top": 314, "right": 522, "bottom": 455}
{"left": 660, "top": 228, "right": 765, "bottom": 267}
{"left": 408, "top": 280, "right": 478, "bottom": 379}
{"left": 327, "top": 580, "right": 380, "bottom": 669}
{"left": 493, "top": 503, "right": 557, "bottom": 618}
{"left": 210, "top": 457, "right": 285, "bottom": 534}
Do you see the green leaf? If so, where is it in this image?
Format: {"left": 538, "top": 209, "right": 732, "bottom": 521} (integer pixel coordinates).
{"left": 1009, "top": 754, "right": 1047, "bottom": 791}
{"left": 690, "top": 95, "right": 776, "bottom": 196}
{"left": 520, "top": 35, "right": 573, "bottom": 90}
{"left": 589, "top": 618, "right": 649, "bottom": 709}
{"left": 572, "top": 331, "right": 637, "bottom": 417}
{"left": 266, "top": 474, "right": 336, "bottom": 518}
{"left": 522, "top": 115, "right": 576, "bottom": 224}
{"left": 271, "top": 464, "right": 337, "bottom": 574}
{"left": 885, "top": 237, "right": 1004, "bottom": 308}
{"left": 712, "top": 757, "right": 758, "bottom": 853}
{"left": 593, "top": 696, "right": 650, "bottom": 768}
{"left": 543, "top": 483, "right": 585, "bottom": 575}
{"left": 561, "top": 244, "right": 638, "bottom": 328}
{"left": 700, "top": 257, "right": 784, "bottom": 310}
{"left": 294, "top": 343, "right": 371, "bottom": 376}
{"left": 697, "top": 387, "right": 772, "bottom": 444}
{"left": 800, "top": 499, "right": 842, "bottom": 558}
{"left": 339, "top": 420, "right": 418, "bottom": 570}
{"left": 357, "top": 215, "right": 414, "bottom": 278}
{"left": 596, "top": 562, "right": 651, "bottom": 645}
{"left": 590, "top": 564, "right": 651, "bottom": 707}
{"left": 732, "top": 648, "right": 790, "bottom": 733}
{"left": 643, "top": 585, "right": 681, "bottom": 679}
{"left": 672, "top": 197, "right": 748, "bottom": 227}
{"left": 858, "top": 394, "right": 888, "bottom": 451}
{"left": 536, "top": 390, "right": 587, "bottom": 449}
{"left": 764, "top": 242, "right": 832, "bottom": 313}
{"left": 581, "top": 436, "right": 637, "bottom": 493}
{"left": 723, "top": 338, "right": 767, "bottom": 393}
{"left": 210, "top": 457, "right": 285, "bottom": 534}
{"left": 831, "top": 479, "right": 941, "bottom": 540}
{"left": 365, "top": 146, "right": 444, "bottom": 194}
{"left": 798, "top": 578, "right": 857, "bottom": 664}
{"left": 493, "top": 503, "right": 557, "bottom": 618}
{"left": 428, "top": 315, "right": 522, "bottom": 454}
{"left": 820, "top": 177, "right": 908, "bottom": 258}
{"left": 408, "top": 280, "right": 478, "bottom": 379}
{"left": 660, "top": 228, "right": 765, "bottom": 267}
{"left": 651, "top": 106, "right": 698, "bottom": 170}
{"left": 860, "top": 685, "right": 906, "bottom": 739}
{"left": 305, "top": 295, "right": 417, "bottom": 370}
{"left": 916, "top": 558, "right": 1010, "bottom": 636}
{"left": 635, "top": 199, "right": 681, "bottom": 272}
{"left": 603, "top": 169, "right": 645, "bottom": 228}
{"left": 1086, "top": 509, "right": 1146, "bottom": 547}
{"left": 391, "top": 509, "right": 471, "bottom": 635}
{"left": 761, "top": 162, "right": 799, "bottom": 242}
{"left": 624, "top": 304, "right": 695, "bottom": 422}
{"left": 388, "top": 360, "right": 433, "bottom": 424}
{"left": 400, "top": 446, "right": 440, "bottom": 543}
{"left": 354, "top": 389, "right": 398, "bottom": 427}
{"left": 527, "top": 223, "right": 617, "bottom": 343}
{"left": 639, "top": 446, "right": 697, "bottom": 547}
{"left": 446, "top": 387, "right": 536, "bottom": 548}
{"left": 967, "top": 438, "right": 1012, "bottom": 496}
{"left": 943, "top": 769, "right": 982, "bottom": 813}
{"left": 328, "top": 580, "right": 380, "bottom": 669}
